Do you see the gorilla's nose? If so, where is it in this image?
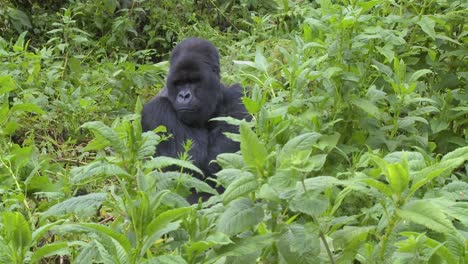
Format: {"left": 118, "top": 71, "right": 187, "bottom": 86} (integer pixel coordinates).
{"left": 177, "top": 90, "right": 192, "bottom": 103}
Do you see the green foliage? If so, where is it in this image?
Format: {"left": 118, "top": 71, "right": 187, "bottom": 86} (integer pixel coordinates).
{"left": 0, "top": 0, "right": 467, "bottom": 263}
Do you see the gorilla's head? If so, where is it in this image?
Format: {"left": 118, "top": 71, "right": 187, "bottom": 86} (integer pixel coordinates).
{"left": 166, "top": 38, "right": 223, "bottom": 126}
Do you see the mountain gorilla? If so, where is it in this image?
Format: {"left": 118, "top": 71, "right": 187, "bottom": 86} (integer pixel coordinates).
{"left": 141, "top": 38, "right": 249, "bottom": 199}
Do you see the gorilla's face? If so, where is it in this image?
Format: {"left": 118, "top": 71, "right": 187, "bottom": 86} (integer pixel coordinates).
{"left": 166, "top": 39, "right": 222, "bottom": 126}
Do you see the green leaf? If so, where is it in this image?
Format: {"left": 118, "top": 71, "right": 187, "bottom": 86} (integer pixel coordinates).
{"left": 361, "top": 179, "right": 393, "bottom": 198}
{"left": 222, "top": 172, "right": 258, "bottom": 204}
{"left": 32, "top": 220, "right": 66, "bottom": 246}
{"left": 1, "top": 212, "right": 32, "bottom": 252}
{"left": 79, "top": 223, "right": 132, "bottom": 256}
{"left": 41, "top": 193, "right": 107, "bottom": 219}
{"left": 144, "top": 207, "right": 190, "bottom": 240}
{"left": 396, "top": 200, "right": 455, "bottom": 233}
{"left": 216, "top": 153, "right": 245, "bottom": 170}
{"left": 185, "top": 232, "right": 232, "bottom": 258}
{"left": 217, "top": 198, "right": 264, "bottom": 236}
{"left": 81, "top": 121, "right": 127, "bottom": 154}
{"left": 30, "top": 242, "right": 70, "bottom": 263}
{"left": 290, "top": 192, "right": 328, "bottom": 217}
{"left": 408, "top": 69, "right": 432, "bottom": 83}
{"left": 387, "top": 163, "right": 409, "bottom": 195}
{"left": 280, "top": 132, "right": 321, "bottom": 159}
{"left": 10, "top": 103, "right": 45, "bottom": 114}
{"left": 254, "top": 50, "right": 268, "bottom": 71}
{"left": 215, "top": 234, "right": 277, "bottom": 258}
{"left": 351, "top": 98, "right": 381, "bottom": 119}
{"left": 240, "top": 123, "right": 267, "bottom": 171}
{"left": 144, "top": 156, "right": 203, "bottom": 176}
{"left": 71, "top": 161, "right": 130, "bottom": 184}
{"left": 417, "top": 16, "right": 436, "bottom": 39}
{"left": 142, "top": 255, "right": 188, "bottom": 264}
{"left": 0, "top": 75, "right": 16, "bottom": 94}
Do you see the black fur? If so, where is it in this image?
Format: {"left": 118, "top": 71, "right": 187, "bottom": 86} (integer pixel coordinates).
{"left": 141, "top": 38, "right": 249, "bottom": 198}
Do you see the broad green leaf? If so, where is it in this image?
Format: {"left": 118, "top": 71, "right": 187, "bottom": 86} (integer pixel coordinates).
{"left": 32, "top": 220, "right": 66, "bottom": 245}
{"left": 79, "top": 223, "right": 132, "bottom": 256}
{"left": 354, "top": 98, "right": 381, "bottom": 117}
{"left": 408, "top": 69, "right": 432, "bottom": 83}
{"left": 144, "top": 207, "right": 190, "bottom": 237}
{"left": 331, "top": 226, "right": 375, "bottom": 253}
{"left": 290, "top": 192, "right": 328, "bottom": 217}
{"left": 396, "top": 200, "right": 454, "bottom": 233}
{"left": 216, "top": 153, "right": 245, "bottom": 170}
{"left": 10, "top": 103, "right": 45, "bottom": 114}
{"left": 144, "top": 156, "right": 203, "bottom": 176}
{"left": 399, "top": 231, "right": 458, "bottom": 264}
{"left": 361, "top": 179, "right": 393, "bottom": 198}
{"left": 217, "top": 198, "right": 264, "bottom": 236}
{"left": 1, "top": 212, "right": 32, "bottom": 251}
{"left": 298, "top": 154, "right": 327, "bottom": 172}
{"left": 81, "top": 121, "right": 127, "bottom": 154}
{"left": 185, "top": 232, "right": 232, "bottom": 258}
{"left": 240, "top": 123, "right": 267, "bottom": 171}
{"left": 0, "top": 75, "right": 16, "bottom": 94}
{"left": 277, "top": 223, "right": 320, "bottom": 263}
{"left": 222, "top": 172, "right": 258, "bottom": 204}
{"left": 71, "top": 161, "right": 130, "bottom": 184}
{"left": 387, "top": 163, "right": 409, "bottom": 195}
{"left": 254, "top": 50, "right": 268, "bottom": 71}
{"left": 215, "top": 234, "right": 277, "bottom": 258}
{"left": 41, "top": 193, "right": 107, "bottom": 219}
{"left": 142, "top": 255, "right": 188, "bottom": 264}
{"left": 417, "top": 16, "right": 436, "bottom": 39}
{"left": 441, "top": 146, "right": 468, "bottom": 162}
{"left": 280, "top": 132, "right": 321, "bottom": 159}
{"left": 30, "top": 242, "right": 70, "bottom": 263}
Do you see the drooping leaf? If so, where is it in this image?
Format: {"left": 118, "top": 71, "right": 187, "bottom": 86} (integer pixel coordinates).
{"left": 396, "top": 200, "right": 455, "bottom": 233}
{"left": 217, "top": 198, "right": 264, "bottom": 236}
{"left": 41, "top": 193, "right": 107, "bottom": 219}
{"left": 240, "top": 123, "right": 267, "bottom": 171}
{"left": 222, "top": 172, "right": 258, "bottom": 204}
{"left": 144, "top": 156, "right": 203, "bottom": 176}
{"left": 81, "top": 121, "right": 127, "bottom": 153}
{"left": 71, "top": 161, "right": 130, "bottom": 184}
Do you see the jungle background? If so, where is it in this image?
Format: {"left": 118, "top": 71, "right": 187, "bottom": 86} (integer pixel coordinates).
{"left": 0, "top": 0, "right": 467, "bottom": 263}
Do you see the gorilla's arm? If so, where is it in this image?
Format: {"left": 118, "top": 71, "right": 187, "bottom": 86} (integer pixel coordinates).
{"left": 206, "top": 84, "right": 249, "bottom": 174}
{"left": 141, "top": 90, "right": 209, "bottom": 167}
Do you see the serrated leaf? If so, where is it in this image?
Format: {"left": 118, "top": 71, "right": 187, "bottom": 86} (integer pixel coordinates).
{"left": 255, "top": 50, "right": 268, "bottom": 71}
{"left": 71, "top": 161, "right": 130, "bottom": 184}
{"left": 387, "top": 163, "right": 409, "bottom": 195}
{"left": 396, "top": 200, "right": 454, "bottom": 233}
{"left": 217, "top": 198, "right": 264, "bottom": 236}
{"left": 30, "top": 242, "right": 70, "bottom": 263}
{"left": 361, "top": 179, "right": 393, "bottom": 198}
{"left": 215, "top": 234, "right": 277, "bottom": 258}
{"left": 10, "top": 103, "right": 45, "bottom": 114}
{"left": 81, "top": 121, "right": 127, "bottom": 154}
{"left": 240, "top": 123, "right": 267, "bottom": 170}
{"left": 417, "top": 16, "right": 436, "bottom": 39}
{"left": 142, "top": 255, "right": 188, "bottom": 264}
{"left": 0, "top": 75, "right": 16, "bottom": 94}
{"left": 351, "top": 98, "right": 381, "bottom": 119}
{"left": 280, "top": 132, "right": 321, "bottom": 159}
{"left": 41, "top": 193, "right": 107, "bottom": 219}
{"left": 1, "top": 212, "right": 32, "bottom": 251}
{"left": 79, "top": 223, "right": 132, "bottom": 256}
{"left": 222, "top": 172, "right": 258, "bottom": 204}
{"left": 144, "top": 156, "right": 203, "bottom": 176}
{"left": 408, "top": 69, "right": 432, "bottom": 83}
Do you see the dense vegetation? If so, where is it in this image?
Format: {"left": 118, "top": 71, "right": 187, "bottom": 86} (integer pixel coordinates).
{"left": 0, "top": 0, "right": 467, "bottom": 263}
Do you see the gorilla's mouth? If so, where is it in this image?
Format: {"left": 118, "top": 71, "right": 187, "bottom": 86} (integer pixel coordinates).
{"left": 177, "top": 108, "right": 196, "bottom": 113}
